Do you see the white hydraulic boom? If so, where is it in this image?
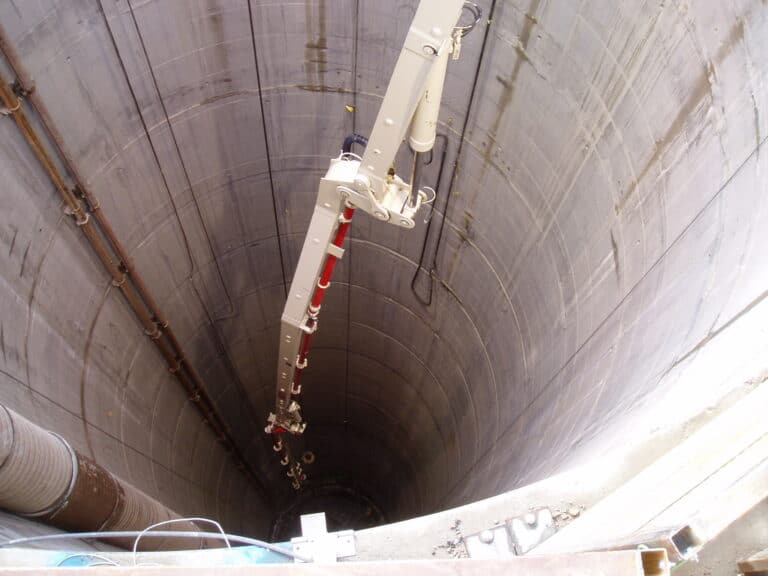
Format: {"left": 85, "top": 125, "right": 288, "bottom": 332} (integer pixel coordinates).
{"left": 265, "top": 0, "right": 481, "bottom": 489}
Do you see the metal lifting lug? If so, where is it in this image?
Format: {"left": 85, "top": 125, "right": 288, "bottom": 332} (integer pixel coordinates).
{"left": 300, "top": 320, "right": 318, "bottom": 335}
{"left": 284, "top": 420, "right": 305, "bottom": 434}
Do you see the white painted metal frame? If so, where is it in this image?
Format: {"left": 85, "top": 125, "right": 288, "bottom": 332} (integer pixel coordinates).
{"left": 265, "top": 0, "right": 466, "bottom": 488}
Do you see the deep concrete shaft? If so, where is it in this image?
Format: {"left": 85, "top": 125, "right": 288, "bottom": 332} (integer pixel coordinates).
{"left": 0, "top": 0, "right": 767, "bottom": 539}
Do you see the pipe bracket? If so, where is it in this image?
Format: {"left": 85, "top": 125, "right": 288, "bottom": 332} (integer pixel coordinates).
{"left": 168, "top": 358, "right": 183, "bottom": 373}
{"left": 111, "top": 274, "right": 127, "bottom": 288}
{"left": 145, "top": 326, "right": 162, "bottom": 341}
{"left": 0, "top": 97, "right": 20, "bottom": 116}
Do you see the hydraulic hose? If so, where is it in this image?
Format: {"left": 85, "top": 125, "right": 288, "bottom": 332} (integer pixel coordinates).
{"left": 342, "top": 133, "right": 369, "bottom": 154}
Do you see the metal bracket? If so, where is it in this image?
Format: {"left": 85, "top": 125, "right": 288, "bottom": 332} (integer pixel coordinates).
{"left": 264, "top": 411, "right": 306, "bottom": 435}
{"left": 465, "top": 507, "right": 557, "bottom": 558}
{"left": 588, "top": 525, "right": 703, "bottom": 565}
{"left": 290, "top": 513, "right": 356, "bottom": 563}
{"left": 327, "top": 243, "right": 345, "bottom": 259}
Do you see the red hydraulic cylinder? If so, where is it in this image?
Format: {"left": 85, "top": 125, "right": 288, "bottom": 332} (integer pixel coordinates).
{"left": 309, "top": 207, "right": 355, "bottom": 311}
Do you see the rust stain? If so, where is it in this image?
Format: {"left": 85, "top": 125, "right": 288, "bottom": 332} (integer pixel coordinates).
{"left": 8, "top": 226, "right": 17, "bottom": 255}
{"left": 610, "top": 229, "right": 620, "bottom": 281}
{"left": 444, "top": 210, "right": 475, "bottom": 282}
{"left": 616, "top": 18, "right": 745, "bottom": 215}
{"left": 484, "top": 0, "right": 541, "bottom": 165}
{"left": 304, "top": 0, "right": 328, "bottom": 88}
{"left": 200, "top": 89, "right": 257, "bottom": 106}
{"left": 297, "top": 84, "right": 351, "bottom": 94}
{"left": 19, "top": 242, "right": 29, "bottom": 277}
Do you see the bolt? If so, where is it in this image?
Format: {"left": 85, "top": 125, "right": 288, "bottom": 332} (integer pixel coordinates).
{"left": 479, "top": 530, "right": 494, "bottom": 544}
{"left": 525, "top": 513, "right": 537, "bottom": 527}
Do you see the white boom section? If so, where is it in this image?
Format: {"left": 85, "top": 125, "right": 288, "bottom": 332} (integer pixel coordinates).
{"left": 341, "top": 0, "right": 464, "bottom": 227}
{"left": 266, "top": 0, "right": 466, "bottom": 489}
{"left": 268, "top": 158, "right": 355, "bottom": 430}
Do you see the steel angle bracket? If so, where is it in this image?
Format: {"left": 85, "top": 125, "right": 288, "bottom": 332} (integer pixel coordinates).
{"left": 465, "top": 507, "right": 557, "bottom": 558}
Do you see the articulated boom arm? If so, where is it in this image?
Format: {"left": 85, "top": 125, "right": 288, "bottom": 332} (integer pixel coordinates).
{"left": 265, "top": 0, "right": 475, "bottom": 489}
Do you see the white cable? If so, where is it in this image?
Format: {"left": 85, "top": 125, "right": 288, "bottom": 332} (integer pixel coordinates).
{"left": 420, "top": 186, "right": 437, "bottom": 223}
{"left": 420, "top": 186, "right": 437, "bottom": 205}
{"left": 132, "top": 517, "right": 231, "bottom": 565}
{"left": 340, "top": 152, "right": 363, "bottom": 162}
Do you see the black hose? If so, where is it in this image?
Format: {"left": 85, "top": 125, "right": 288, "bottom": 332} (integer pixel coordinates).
{"left": 410, "top": 134, "right": 449, "bottom": 306}
{"left": 342, "top": 133, "right": 369, "bottom": 154}
{"left": 412, "top": 0, "right": 498, "bottom": 307}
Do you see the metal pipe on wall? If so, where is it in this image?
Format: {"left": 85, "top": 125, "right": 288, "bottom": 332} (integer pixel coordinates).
{"left": 0, "top": 36, "right": 270, "bottom": 508}
{"left": 0, "top": 405, "right": 205, "bottom": 550}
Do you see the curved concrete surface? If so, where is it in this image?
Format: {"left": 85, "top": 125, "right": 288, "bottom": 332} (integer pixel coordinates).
{"left": 0, "top": 0, "right": 767, "bottom": 539}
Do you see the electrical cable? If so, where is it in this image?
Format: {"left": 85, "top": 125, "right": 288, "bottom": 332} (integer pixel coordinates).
{"left": 344, "top": 0, "right": 362, "bottom": 446}
{"left": 410, "top": 133, "right": 449, "bottom": 306}
{"left": 410, "top": 0, "right": 498, "bottom": 307}
{"left": 0, "top": 531, "right": 310, "bottom": 562}
{"left": 246, "top": 0, "right": 290, "bottom": 299}
{"left": 95, "top": 0, "right": 196, "bottom": 281}
{"left": 116, "top": 2, "right": 272, "bottom": 492}
{"left": 125, "top": 0, "right": 237, "bottom": 317}
{"left": 131, "top": 517, "right": 231, "bottom": 565}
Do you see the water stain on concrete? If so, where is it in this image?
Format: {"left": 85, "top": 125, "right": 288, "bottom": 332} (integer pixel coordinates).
{"left": 485, "top": 0, "right": 541, "bottom": 166}
{"left": 305, "top": 0, "right": 328, "bottom": 87}
{"left": 615, "top": 18, "right": 745, "bottom": 214}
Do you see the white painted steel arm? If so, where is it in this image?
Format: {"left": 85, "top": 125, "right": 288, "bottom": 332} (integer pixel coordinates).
{"left": 265, "top": 0, "right": 468, "bottom": 489}
{"left": 341, "top": 0, "right": 464, "bottom": 228}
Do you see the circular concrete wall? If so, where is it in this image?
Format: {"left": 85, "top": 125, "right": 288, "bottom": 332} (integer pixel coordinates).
{"left": 0, "top": 0, "right": 766, "bottom": 537}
